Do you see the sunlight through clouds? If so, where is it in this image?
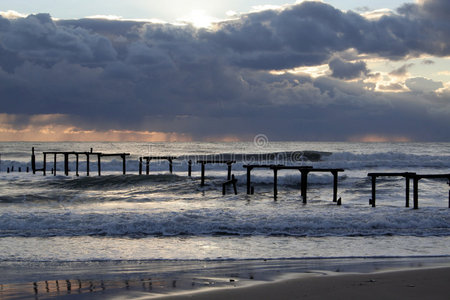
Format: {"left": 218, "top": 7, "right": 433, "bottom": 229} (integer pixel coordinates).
{"left": 0, "top": 0, "right": 448, "bottom": 142}
{"left": 178, "top": 9, "right": 219, "bottom": 28}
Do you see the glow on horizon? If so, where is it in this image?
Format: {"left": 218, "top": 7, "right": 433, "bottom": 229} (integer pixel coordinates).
{"left": 348, "top": 134, "right": 412, "bottom": 143}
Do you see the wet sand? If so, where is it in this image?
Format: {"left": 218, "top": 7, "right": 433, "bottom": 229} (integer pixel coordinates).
{"left": 158, "top": 267, "right": 450, "bottom": 300}
{"left": 2, "top": 260, "right": 450, "bottom": 299}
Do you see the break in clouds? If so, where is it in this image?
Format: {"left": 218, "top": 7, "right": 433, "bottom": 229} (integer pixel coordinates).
{"left": 0, "top": 0, "right": 449, "bottom": 141}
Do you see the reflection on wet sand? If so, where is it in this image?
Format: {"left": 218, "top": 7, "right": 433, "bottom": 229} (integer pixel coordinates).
{"left": 0, "top": 276, "right": 237, "bottom": 299}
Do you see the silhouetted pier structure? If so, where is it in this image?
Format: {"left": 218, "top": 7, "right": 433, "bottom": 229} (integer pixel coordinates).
{"left": 32, "top": 147, "right": 130, "bottom": 176}
{"left": 197, "top": 160, "right": 236, "bottom": 186}
{"left": 222, "top": 174, "right": 238, "bottom": 195}
{"left": 139, "top": 156, "right": 177, "bottom": 175}
{"left": 25, "top": 147, "right": 450, "bottom": 208}
{"left": 243, "top": 164, "right": 344, "bottom": 203}
{"left": 368, "top": 172, "right": 450, "bottom": 209}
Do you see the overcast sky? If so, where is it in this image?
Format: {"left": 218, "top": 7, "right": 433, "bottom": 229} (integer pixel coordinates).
{"left": 0, "top": 0, "right": 449, "bottom": 142}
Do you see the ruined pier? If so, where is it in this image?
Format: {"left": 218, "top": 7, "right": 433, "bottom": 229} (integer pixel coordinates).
{"left": 32, "top": 147, "right": 130, "bottom": 176}
{"left": 244, "top": 164, "right": 344, "bottom": 204}
{"left": 368, "top": 172, "right": 450, "bottom": 209}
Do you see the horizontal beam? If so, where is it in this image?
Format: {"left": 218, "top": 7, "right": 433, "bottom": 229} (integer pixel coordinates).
{"left": 142, "top": 156, "right": 177, "bottom": 160}
{"left": 243, "top": 164, "right": 279, "bottom": 168}
{"left": 368, "top": 172, "right": 416, "bottom": 177}
{"left": 306, "top": 168, "right": 345, "bottom": 172}
{"left": 415, "top": 174, "right": 450, "bottom": 180}
{"left": 270, "top": 166, "right": 313, "bottom": 170}
{"left": 100, "top": 153, "right": 130, "bottom": 157}
{"left": 197, "top": 160, "right": 236, "bottom": 164}
{"left": 43, "top": 151, "right": 101, "bottom": 155}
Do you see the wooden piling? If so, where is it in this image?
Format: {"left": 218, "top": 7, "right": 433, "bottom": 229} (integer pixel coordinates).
{"left": 413, "top": 176, "right": 419, "bottom": 209}
{"left": 300, "top": 169, "right": 308, "bottom": 204}
{"left": 53, "top": 153, "right": 57, "bottom": 176}
{"left": 64, "top": 153, "right": 69, "bottom": 176}
{"left": 273, "top": 168, "right": 278, "bottom": 199}
{"left": 371, "top": 175, "right": 376, "bottom": 207}
{"left": 222, "top": 174, "right": 238, "bottom": 195}
{"left": 75, "top": 154, "right": 79, "bottom": 176}
{"left": 139, "top": 157, "right": 143, "bottom": 175}
{"left": 32, "top": 147, "right": 36, "bottom": 174}
{"left": 86, "top": 154, "right": 90, "bottom": 176}
{"left": 227, "top": 162, "right": 232, "bottom": 180}
{"left": 332, "top": 170, "right": 338, "bottom": 203}
{"left": 405, "top": 176, "right": 410, "bottom": 208}
{"left": 97, "top": 154, "right": 101, "bottom": 176}
{"left": 246, "top": 166, "right": 252, "bottom": 194}
{"left": 168, "top": 158, "right": 173, "bottom": 174}
{"left": 122, "top": 154, "right": 126, "bottom": 175}
{"left": 43, "top": 153, "right": 47, "bottom": 176}
{"left": 201, "top": 162, "right": 205, "bottom": 186}
{"left": 188, "top": 160, "right": 192, "bottom": 177}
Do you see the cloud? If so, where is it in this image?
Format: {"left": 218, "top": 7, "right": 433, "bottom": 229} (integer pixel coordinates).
{"left": 0, "top": 113, "right": 191, "bottom": 142}
{"left": 405, "top": 77, "right": 444, "bottom": 92}
{"left": 422, "top": 59, "right": 434, "bottom": 65}
{"left": 0, "top": 0, "right": 450, "bottom": 142}
{"left": 378, "top": 82, "right": 406, "bottom": 92}
{"left": 328, "top": 57, "right": 368, "bottom": 79}
{"left": 389, "top": 63, "right": 415, "bottom": 77}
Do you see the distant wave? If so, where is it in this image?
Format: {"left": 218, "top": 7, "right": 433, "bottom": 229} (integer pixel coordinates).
{"left": 1, "top": 207, "right": 448, "bottom": 238}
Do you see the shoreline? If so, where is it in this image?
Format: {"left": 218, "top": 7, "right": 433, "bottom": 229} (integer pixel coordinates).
{"left": 2, "top": 257, "right": 450, "bottom": 299}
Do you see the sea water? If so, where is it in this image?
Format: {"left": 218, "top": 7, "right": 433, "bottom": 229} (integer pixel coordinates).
{"left": 0, "top": 142, "right": 449, "bottom": 287}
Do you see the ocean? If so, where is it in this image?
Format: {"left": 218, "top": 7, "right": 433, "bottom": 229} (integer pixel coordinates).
{"left": 0, "top": 141, "right": 449, "bottom": 297}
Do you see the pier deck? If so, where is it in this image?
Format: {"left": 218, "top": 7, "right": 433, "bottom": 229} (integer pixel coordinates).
{"left": 243, "top": 164, "right": 344, "bottom": 203}
{"left": 197, "top": 160, "right": 236, "bottom": 186}
{"left": 367, "top": 172, "right": 450, "bottom": 209}
{"left": 33, "top": 147, "right": 130, "bottom": 176}
{"left": 140, "top": 156, "right": 178, "bottom": 174}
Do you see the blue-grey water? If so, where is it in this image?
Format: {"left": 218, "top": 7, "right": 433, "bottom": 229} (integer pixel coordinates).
{"left": 0, "top": 142, "right": 449, "bottom": 291}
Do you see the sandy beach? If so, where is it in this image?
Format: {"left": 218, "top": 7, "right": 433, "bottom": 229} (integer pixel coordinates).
{"left": 0, "top": 256, "right": 447, "bottom": 300}
{"left": 154, "top": 267, "right": 450, "bottom": 300}
{"left": 4, "top": 264, "right": 448, "bottom": 299}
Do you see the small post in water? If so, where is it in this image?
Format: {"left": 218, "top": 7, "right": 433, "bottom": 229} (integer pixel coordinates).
{"left": 97, "top": 154, "right": 101, "bottom": 176}
{"left": 188, "top": 160, "right": 192, "bottom": 177}
{"left": 201, "top": 162, "right": 205, "bottom": 186}
{"left": 413, "top": 176, "right": 419, "bottom": 209}
{"left": 122, "top": 154, "right": 126, "bottom": 175}
{"left": 371, "top": 175, "right": 376, "bottom": 207}
{"left": 31, "top": 147, "right": 36, "bottom": 174}
{"left": 169, "top": 158, "right": 173, "bottom": 174}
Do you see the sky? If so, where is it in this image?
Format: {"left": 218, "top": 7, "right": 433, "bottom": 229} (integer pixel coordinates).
{"left": 0, "top": 0, "right": 449, "bottom": 142}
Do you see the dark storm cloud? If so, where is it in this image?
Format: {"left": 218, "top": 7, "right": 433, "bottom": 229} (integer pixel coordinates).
{"left": 0, "top": 0, "right": 449, "bottom": 141}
